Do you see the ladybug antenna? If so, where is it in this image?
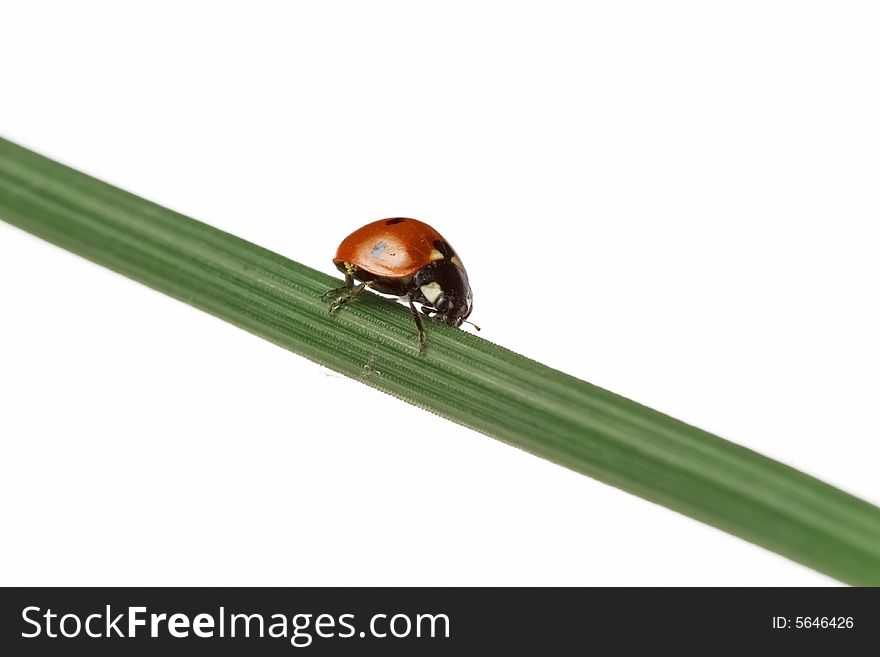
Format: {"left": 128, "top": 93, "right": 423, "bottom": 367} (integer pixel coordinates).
{"left": 464, "top": 319, "right": 481, "bottom": 331}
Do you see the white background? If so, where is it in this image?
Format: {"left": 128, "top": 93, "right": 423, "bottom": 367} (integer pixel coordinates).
{"left": 1, "top": 1, "right": 878, "bottom": 586}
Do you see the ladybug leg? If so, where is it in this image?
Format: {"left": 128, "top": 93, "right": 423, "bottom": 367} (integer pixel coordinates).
{"left": 328, "top": 279, "right": 373, "bottom": 315}
{"left": 407, "top": 296, "right": 428, "bottom": 352}
{"left": 320, "top": 272, "right": 355, "bottom": 300}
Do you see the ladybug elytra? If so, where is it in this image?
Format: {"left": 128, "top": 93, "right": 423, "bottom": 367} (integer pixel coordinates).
{"left": 322, "top": 218, "right": 475, "bottom": 350}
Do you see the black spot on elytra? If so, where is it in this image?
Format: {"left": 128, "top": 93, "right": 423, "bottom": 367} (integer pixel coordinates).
{"left": 385, "top": 218, "right": 406, "bottom": 225}
{"left": 432, "top": 240, "right": 453, "bottom": 257}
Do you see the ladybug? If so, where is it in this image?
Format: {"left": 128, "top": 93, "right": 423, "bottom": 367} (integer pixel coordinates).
{"left": 322, "top": 217, "right": 476, "bottom": 350}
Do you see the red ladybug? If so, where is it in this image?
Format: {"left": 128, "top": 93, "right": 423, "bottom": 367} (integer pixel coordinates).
{"left": 322, "top": 218, "right": 475, "bottom": 350}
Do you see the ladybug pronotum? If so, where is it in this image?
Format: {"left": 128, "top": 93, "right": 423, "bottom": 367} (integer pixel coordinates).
{"left": 322, "top": 217, "right": 475, "bottom": 350}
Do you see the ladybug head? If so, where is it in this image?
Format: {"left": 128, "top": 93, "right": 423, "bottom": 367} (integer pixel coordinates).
{"left": 413, "top": 260, "right": 473, "bottom": 328}
{"left": 431, "top": 288, "right": 473, "bottom": 327}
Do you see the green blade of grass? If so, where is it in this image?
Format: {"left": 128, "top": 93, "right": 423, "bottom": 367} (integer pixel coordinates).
{"left": 1, "top": 136, "right": 879, "bottom": 585}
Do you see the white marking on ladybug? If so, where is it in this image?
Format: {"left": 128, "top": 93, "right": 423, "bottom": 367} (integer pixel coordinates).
{"left": 451, "top": 255, "right": 464, "bottom": 269}
{"left": 429, "top": 248, "right": 445, "bottom": 261}
{"left": 420, "top": 282, "right": 443, "bottom": 303}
